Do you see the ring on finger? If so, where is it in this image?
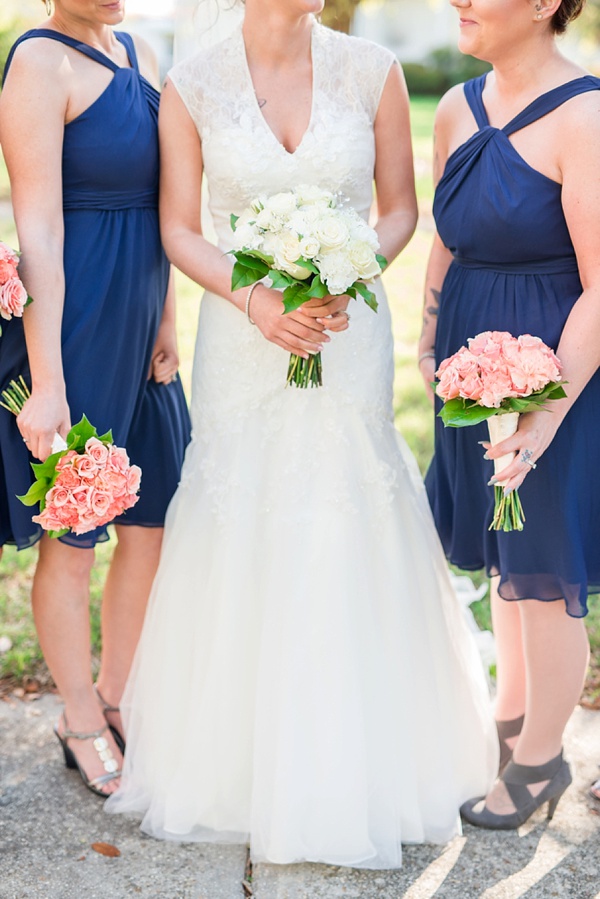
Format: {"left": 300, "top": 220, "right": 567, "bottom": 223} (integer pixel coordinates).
{"left": 520, "top": 448, "right": 537, "bottom": 469}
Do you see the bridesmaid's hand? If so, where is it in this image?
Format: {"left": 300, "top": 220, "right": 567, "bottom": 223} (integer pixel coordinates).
{"left": 419, "top": 357, "right": 437, "bottom": 408}
{"left": 300, "top": 294, "right": 351, "bottom": 333}
{"left": 481, "top": 409, "right": 563, "bottom": 495}
{"left": 17, "top": 388, "right": 71, "bottom": 462}
{"left": 149, "top": 325, "right": 180, "bottom": 385}
{"left": 250, "top": 285, "right": 331, "bottom": 358}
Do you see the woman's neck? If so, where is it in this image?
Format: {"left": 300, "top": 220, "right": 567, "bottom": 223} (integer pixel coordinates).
{"left": 45, "top": 13, "right": 119, "bottom": 54}
{"left": 242, "top": 10, "right": 314, "bottom": 69}
{"left": 489, "top": 37, "right": 579, "bottom": 105}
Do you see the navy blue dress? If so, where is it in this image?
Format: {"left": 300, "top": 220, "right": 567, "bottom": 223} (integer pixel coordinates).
{"left": 0, "top": 29, "right": 191, "bottom": 549}
{"left": 426, "top": 75, "right": 600, "bottom": 618}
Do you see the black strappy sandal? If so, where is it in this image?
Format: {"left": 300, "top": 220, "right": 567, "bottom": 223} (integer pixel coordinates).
{"left": 54, "top": 714, "right": 122, "bottom": 798}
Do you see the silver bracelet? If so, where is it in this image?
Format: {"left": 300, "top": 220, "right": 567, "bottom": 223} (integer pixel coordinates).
{"left": 245, "top": 283, "right": 258, "bottom": 325}
{"left": 418, "top": 350, "right": 436, "bottom": 366}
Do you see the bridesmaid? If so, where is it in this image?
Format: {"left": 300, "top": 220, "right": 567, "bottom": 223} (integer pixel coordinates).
{"left": 0, "top": 0, "right": 190, "bottom": 795}
{"left": 421, "top": 0, "right": 600, "bottom": 827}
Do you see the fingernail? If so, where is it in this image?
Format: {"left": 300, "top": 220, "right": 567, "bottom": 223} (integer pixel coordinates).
{"left": 487, "top": 478, "right": 497, "bottom": 486}
{"left": 477, "top": 441, "right": 486, "bottom": 446}
{"left": 483, "top": 452, "right": 490, "bottom": 460}
{"left": 504, "top": 487, "right": 514, "bottom": 497}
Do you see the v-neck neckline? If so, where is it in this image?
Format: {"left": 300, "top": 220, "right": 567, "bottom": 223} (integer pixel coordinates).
{"left": 238, "top": 22, "right": 317, "bottom": 157}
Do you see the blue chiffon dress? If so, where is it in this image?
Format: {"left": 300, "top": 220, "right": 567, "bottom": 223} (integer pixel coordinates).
{"left": 426, "top": 74, "right": 600, "bottom": 618}
{"left": 0, "top": 29, "right": 191, "bottom": 549}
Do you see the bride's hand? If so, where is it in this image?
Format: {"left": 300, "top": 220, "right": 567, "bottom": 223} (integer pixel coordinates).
{"left": 249, "top": 285, "right": 331, "bottom": 358}
{"left": 300, "top": 294, "right": 351, "bottom": 333}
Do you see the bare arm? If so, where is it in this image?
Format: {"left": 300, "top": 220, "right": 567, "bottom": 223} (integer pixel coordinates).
{"left": 419, "top": 91, "right": 457, "bottom": 404}
{"left": 0, "top": 42, "right": 71, "bottom": 460}
{"left": 372, "top": 61, "right": 418, "bottom": 263}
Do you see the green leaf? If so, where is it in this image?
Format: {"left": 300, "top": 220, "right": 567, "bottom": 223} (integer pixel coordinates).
{"left": 231, "top": 261, "right": 267, "bottom": 292}
{"left": 282, "top": 283, "right": 310, "bottom": 314}
{"left": 48, "top": 528, "right": 69, "bottom": 539}
{"left": 17, "top": 479, "right": 51, "bottom": 506}
{"left": 293, "top": 257, "right": 319, "bottom": 275}
{"left": 305, "top": 276, "right": 329, "bottom": 300}
{"left": 269, "top": 270, "right": 295, "bottom": 290}
{"left": 67, "top": 415, "right": 98, "bottom": 449}
{"left": 438, "top": 399, "right": 498, "bottom": 428}
{"left": 97, "top": 430, "right": 113, "bottom": 444}
{"left": 376, "top": 253, "right": 388, "bottom": 271}
{"left": 230, "top": 213, "right": 239, "bottom": 231}
{"left": 354, "top": 281, "right": 379, "bottom": 312}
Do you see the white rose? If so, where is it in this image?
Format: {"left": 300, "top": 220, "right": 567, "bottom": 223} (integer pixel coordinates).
{"left": 347, "top": 240, "right": 382, "bottom": 281}
{"left": 297, "top": 185, "right": 335, "bottom": 207}
{"left": 316, "top": 250, "right": 358, "bottom": 295}
{"left": 313, "top": 214, "right": 350, "bottom": 251}
{"left": 271, "top": 232, "right": 312, "bottom": 280}
{"left": 232, "top": 223, "right": 262, "bottom": 251}
{"left": 264, "top": 191, "right": 298, "bottom": 217}
{"left": 346, "top": 215, "right": 380, "bottom": 251}
{"left": 298, "top": 235, "right": 321, "bottom": 259}
{"left": 256, "top": 208, "right": 277, "bottom": 230}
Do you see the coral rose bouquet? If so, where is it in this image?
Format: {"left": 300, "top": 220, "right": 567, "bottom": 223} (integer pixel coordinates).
{"left": 1, "top": 378, "right": 141, "bottom": 538}
{"left": 434, "top": 331, "right": 566, "bottom": 531}
{"left": 0, "top": 241, "right": 32, "bottom": 335}
{"left": 229, "top": 186, "right": 386, "bottom": 387}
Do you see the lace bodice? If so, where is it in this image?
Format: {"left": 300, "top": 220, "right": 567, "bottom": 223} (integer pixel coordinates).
{"left": 169, "top": 23, "right": 395, "bottom": 249}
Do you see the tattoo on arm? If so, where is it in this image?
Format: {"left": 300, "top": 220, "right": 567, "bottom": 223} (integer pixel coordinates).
{"left": 421, "top": 288, "right": 441, "bottom": 339}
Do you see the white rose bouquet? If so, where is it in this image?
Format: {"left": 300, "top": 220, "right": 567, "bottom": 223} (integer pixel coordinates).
{"left": 230, "top": 187, "right": 386, "bottom": 388}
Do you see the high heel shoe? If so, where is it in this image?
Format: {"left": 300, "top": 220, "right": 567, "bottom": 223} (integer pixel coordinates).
{"left": 54, "top": 714, "right": 122, "bottom": 798}
{"left": 461, "top": 750, "right": 571, "bottom": 830}
{"left": 93, "top": 684, "right": 125, "bottom": 753}
{"left": 497, "top": 714, "right": 524, "bottom": 775}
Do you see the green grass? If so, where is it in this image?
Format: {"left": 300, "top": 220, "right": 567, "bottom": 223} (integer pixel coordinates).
{"left": 0, "top": 102, "right": 599, "bottom": 697}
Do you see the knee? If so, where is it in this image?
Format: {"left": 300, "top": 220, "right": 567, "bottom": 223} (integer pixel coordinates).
{"left": 37, "top": 537, "right": 95, "bottom": 584}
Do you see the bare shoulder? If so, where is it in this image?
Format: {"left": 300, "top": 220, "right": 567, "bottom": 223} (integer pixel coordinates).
{"left": 559, "top": 84, "right": 600, "bottom": 138}
{"left": 2, "top": 35, "right": 70, "bottom": 89}
{"left": 435, "top": 83, "right": 470, "bottom": 129}
{"left": 129, "top": 32, "right": 160, "bottom": 87}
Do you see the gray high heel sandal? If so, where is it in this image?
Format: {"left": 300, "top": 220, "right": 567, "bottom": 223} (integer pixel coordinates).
{"left": 497, "top": 714, "right": 524, "bottom": 775}
{"left": 54, "top": 714, "right": 122, "bottom": 798}
{"left": 93, "top": 684, "right": 125, "bottom": 753}
{"left": 461, "top": 750, "right": 572, "bottom": 830}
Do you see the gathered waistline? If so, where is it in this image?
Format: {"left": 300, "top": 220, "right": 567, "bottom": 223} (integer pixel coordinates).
{"left": 452, "top": 255, "right": 579, "bottom": 275}
{"left": 63, "top": 188, "right": 158, "bottom": 212}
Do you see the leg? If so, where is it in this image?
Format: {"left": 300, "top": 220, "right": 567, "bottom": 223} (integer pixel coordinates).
{"left": 491, "top": 577, "right": 527, "bottom": 770}
{"left": 95, "top": 525, "right": 164, "bottom": 734}
{"left": 474, "top": 597, "right": 588, "bottom": 817}
{"left": 32, "top": 536, "right": 123, "bottom": 794}
{"left": 491, "top": 576, "right": 526, "bottom": 720}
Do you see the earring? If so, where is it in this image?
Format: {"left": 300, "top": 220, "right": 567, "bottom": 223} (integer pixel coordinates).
{"left": 45, "top": 0, "right": 52, "bottom": 15}
{"left": 536, "top": 12, "right": 543, "bottom": 18}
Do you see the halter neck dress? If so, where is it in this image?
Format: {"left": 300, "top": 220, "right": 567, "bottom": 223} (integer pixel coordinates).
{"left": 0, "top": 29, "right": 191, "bottom": 549}
{"left": 427, "top": 73, "right": 600, "bottom": 618}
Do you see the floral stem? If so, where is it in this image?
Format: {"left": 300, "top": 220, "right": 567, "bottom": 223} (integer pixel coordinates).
{"left": 286, "top": 352, "right": 323, "bottom": 389}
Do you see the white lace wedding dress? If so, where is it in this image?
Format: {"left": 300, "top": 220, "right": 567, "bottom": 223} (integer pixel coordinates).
{"left": 106, "top": 22, "right": 498, "bottom": 868}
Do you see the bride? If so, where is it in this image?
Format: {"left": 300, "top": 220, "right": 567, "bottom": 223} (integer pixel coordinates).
{"left": 106, "top": 0, "right": 497, "bottom": 868}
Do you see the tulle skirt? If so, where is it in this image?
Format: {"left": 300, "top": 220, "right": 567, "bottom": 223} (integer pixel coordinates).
{"left": 106, "top": 288, "right": 497, "bottom": 868}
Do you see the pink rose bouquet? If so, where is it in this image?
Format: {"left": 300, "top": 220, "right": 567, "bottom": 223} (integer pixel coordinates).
{"left": 0, "top": 242, "right": 32, "bottom": 335}
{"left": 434, "top": 331, "right": 566, "bottom": 531}
{"left": 1, "top": 377, "right": 141, "bottom": 538}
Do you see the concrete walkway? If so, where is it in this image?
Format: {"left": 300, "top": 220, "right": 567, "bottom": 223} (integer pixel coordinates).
{"left": 1, "top": 694, "right": 599, "bottom": 899}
